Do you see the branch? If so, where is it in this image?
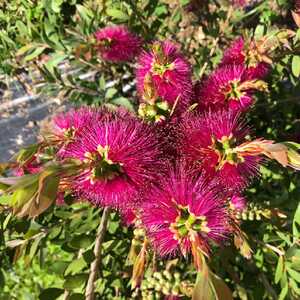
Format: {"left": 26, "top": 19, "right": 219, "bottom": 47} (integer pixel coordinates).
{"left": 85, "top": 207, "right": 111, "bottom": 300}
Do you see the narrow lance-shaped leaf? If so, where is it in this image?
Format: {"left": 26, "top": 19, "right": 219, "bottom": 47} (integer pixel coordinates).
{"left": 131, "top": 238, "right": 148, "bottom": 289}
{"left": 234, "top": 232, "right": 252, "bottom": 259}
{"left": 16, "top": 168, "right": 60, "bottom": 218}
{"left": 192, "top": 257, "right": 214, "bottom": 300}
{"left": 210, "top": 272, "right": 233, "bottom": 300}
{"left": 275, "top": 255, "right": 284, "bottom": 284}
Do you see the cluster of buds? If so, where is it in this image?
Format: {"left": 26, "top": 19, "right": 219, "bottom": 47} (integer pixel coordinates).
{"left": 137, "top": 74, "right": 171, "bottom": 123}
{"left": 135, "top": 271, "right": 182, "bottom": 299}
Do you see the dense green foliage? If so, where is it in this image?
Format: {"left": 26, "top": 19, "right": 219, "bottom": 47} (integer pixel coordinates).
{"left": 0, "top": 0, "right": 300, "bottom": 299}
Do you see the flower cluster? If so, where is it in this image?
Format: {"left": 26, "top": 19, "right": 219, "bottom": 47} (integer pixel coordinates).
{"left": 136, "top": 41, "right": 192, "bottom": 121}
{"left": 11, "top": 28, "right": 299, "bottom": 273}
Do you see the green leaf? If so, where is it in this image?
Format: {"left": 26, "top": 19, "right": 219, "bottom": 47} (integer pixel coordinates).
{"left": 192, "top": 268, "right": 214, "bottom": 300}
{"left": 287, "top": 267, "right": 300, "bottom": 283}
{"left": 154, "top": 5, "right": 168, "bottom": 16}
{"left": 48, "top": 226, "right": 62, "bottom": 240}
{"left": 293, "top": 203, "right": 300, "bottom": 239}
{"left": 63, "top": 274, "right": 88, "bottom": 290}
{"left": 51, "top": 0, "right": 64, "bottom": 13}
{"left": 111, "top": 97, "right": 135, "bottom": 112}
{"left": 69, "top": 294, "right": 84, "bottom": 300}
{"left": 290, "top": 278, "right": 300, "bottom": 294}
{"left": 275, "top": 256, "right": 284, "bottom": 284}
{"left": 290, "top": 251, "right": 300, "bottom": 271}
{"left": 39, "top": 288, "right": 64, "bottom": 300}
{"left": 180, "top": 0, "right": 190, "bottom": 5}
{"left": 15, "top": 169, "right": 59, "bottom": 218}
{"left": 108, "top": 221, "right": 119, "bottom": 234}
{"left": 286, "top": 245, "right": 300, "bottom": 259}
{"left": 44, "top": 53, "right": 67, "bottom": 72}
{"left": 0, "top": 194, "right": 13, "bottom": 205}
{"left": 106, "top": 8, "right": 129, "bottom": 20}
{"left": 11, "top": 183, "right": 38, "bottom": 209}
{"left": 210, "top": 273, "right": 233, "bottom": 300}
{"left": 69, "top": 235, "right": 94, "bottom": 249}
{"left": 16, "top": 44, "right": 35, "bottom": 56}
{"left": 82, "top": 249, "right": 95, "bottom": 264}
{"left": 24, "top": 46, "right": 47, "bottom": 62}
{"left": 0, "top": 174, "right": 39, "bottom": 191}
{"left": 105, "top": 88, "right": 118, "bottom": 99}
{"left": 292, "top": 56, "right": 300, "bottom": 77}
{"left": 254, "top": 25, "right": 265, "bottom": 39}
{"left": 50, "top": 261, "right": 69, "bottom": 275}
{"left": 64, "top": 257, "right": 87, "bottom": 276}
{"left": 0, "top": 269, "right": 5, "bottom": 289}
{"left": 278, "top": 283, "right": 288, "bottom": 300}
{"left": 76, "top": 5, "right": 93, "bottom": 23}
{"left": 15, "top": 144, "right": 39, "bottom": 164}
{"left": 3, "top": 212, "right": 11, "bottom": 230}
{"left": 37, "top": 170, "right": 60, "bottom": 205}
{"left": 16, "top": 21, "right": 28, "bottom": 37}
{"left": 99, "top": 75, "right": 106, "bottom": 91}
{"left": 6, "top": 239, "right": 27, "bottom": 248}
{"left": 29, "top": 235, "right": 43, "bottom": 262}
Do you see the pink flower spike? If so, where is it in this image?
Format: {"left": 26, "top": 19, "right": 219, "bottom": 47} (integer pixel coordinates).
{"left": 95, "top": 25, "right": 142, "bottom": 62}
{"left": 179, "top": 110, "right": 261, "bottom": 191}
{"left": 230, "top": 194, "right": 247, "bottom": 212}
{"left": 142, "top": 163, "right": 229, "bottom": 258}
{"left": 220, "top": 37, "right": 269, "bottom": 79}
{"left": 197, "top": 64, "right": 267, "bottom": 112}
{"left": 119, "top": 207, "right": 137, "bottom": 226}
{"left": 50, "top": 107, "right": 132, "bottom": 157}
{"left": 230, "top": 0, "right": 248, "bottom": 8}
{"left": 136, "top": 41, "right": 192, "bottom": 114}
{"left": 63, "top": 117, "right": 160, "bottom": 208}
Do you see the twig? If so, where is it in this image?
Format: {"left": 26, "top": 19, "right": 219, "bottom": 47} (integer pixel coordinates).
{"left": 63, "top": 290, "right": 70, "bottom": 300}
{"left": 85, "top": 207, "right": 111, "bottom": 300}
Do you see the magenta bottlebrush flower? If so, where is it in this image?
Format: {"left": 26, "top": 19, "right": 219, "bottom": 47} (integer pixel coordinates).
{"left": 179, "top": 110, "right": 261, "bottom": 191}
{"left": 221, "top": 37, "right": 269, "bottom": 79}
{"left": 51, "top": 107, "right": 131, "bottom": 156}
{"left": 63, "top": 118, "right": 160, "bottom": 208}
{"left": 52, "top": 107, "right": 96, "bottom": 138}
{"left": 197, "top": 64, "right": 267, "bottom": 112}
{"left": 230, "top": 0, "right": 248, "bottom": 8}
{"left": 136, "top": 41, "right": 192, "bottom": 115}
{"left": 230, "top": 194, "right": 247, "bottom": 212}
{"left": 94, "top": 25, "right": 142, "bottom": 62}
{"left": 155, "top": 117, "right": 183, "bottom": 161}
{"left": 120, "top": 207, "right": 137, "bottom": 226}
{"left": 142, "top": 164, "right": 229, "bottom": 258}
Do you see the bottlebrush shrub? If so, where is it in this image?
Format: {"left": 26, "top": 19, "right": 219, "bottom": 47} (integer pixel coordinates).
{"left": 1, "top": 23, "right": 300, "bottom": 300}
